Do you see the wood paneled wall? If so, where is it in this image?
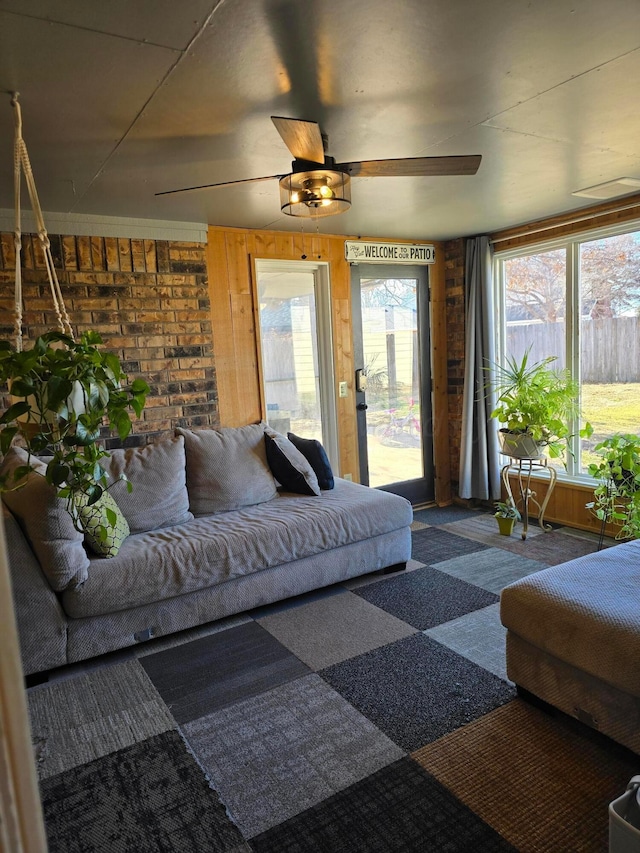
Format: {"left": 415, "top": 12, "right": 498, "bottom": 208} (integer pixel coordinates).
{"left": 206, "top": 226, "right": 450, "bottom": 500}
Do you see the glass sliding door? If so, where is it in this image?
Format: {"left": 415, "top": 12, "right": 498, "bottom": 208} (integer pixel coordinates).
{"left": 351, "top": 263, "right": 433, "bottom": 503}
{"left": 255, "top": 259, "right": 338, "bottom": 470}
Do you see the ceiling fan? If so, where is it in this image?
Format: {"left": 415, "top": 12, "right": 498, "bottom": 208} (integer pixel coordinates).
{"left": 156, "top": 116, "right": 482, "bottom": 218}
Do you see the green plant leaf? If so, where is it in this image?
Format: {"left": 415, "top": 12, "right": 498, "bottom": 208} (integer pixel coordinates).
{"left": 0, "top": 425, "right": 18, "bottom": 455}
{"left": 48, "top": 463, "right": 69, "bottom": 487}
{"left": 113, "top": 410, "right": 132, "bottom": 440}
{"left": 0, "top": 400, "right": 30, "bottom": 424}
{"left": 8, "top": 377, "right": 35, "bottom": 397}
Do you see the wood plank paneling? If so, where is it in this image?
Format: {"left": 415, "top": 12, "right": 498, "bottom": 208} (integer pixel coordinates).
{"left": 429, "top": 245, "right": 451, "bottom": 505}
{"left": 504, "top": 473, "right": 617, "bottom": 535}
{"left": 206, "top": 225, "right": 446, "bottom": 489}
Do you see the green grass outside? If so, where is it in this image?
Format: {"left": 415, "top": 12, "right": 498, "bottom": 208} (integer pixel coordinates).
{"left": 581, "top": 382, "right": 640, "bottom": 469}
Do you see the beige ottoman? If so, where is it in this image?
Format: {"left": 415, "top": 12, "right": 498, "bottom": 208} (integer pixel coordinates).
{"left": 500, "top": 540, "right": 640, "bottom": 754}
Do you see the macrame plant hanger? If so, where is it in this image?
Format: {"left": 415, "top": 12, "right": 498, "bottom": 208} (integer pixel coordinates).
{"left": 11, "top": 92, "right": 73, "bottom": 352}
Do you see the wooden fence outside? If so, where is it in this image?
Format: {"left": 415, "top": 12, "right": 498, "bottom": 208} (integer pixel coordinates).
{"left": 507, "top": 316, "right": 640, "bottom": 383}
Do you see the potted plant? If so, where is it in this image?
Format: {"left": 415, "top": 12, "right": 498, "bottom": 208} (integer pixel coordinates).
{"left": 0, "top": 329, "right": 149, "bottom": 519}
{"left": 488, "top": 349, "right": 592, "bottom": 461}
{"left": 494, "top": 500, "right": 521, "bottom": 535}
{"left": 586, "top": 433, "right": 640, "bottom": 540}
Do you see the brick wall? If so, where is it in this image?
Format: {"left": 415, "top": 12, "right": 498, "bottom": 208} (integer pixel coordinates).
{"left": 443, "top": 237, "right": 466, "bottom": 495}
{"left": 0, "top": 232, "right": 218, "bottom": 446}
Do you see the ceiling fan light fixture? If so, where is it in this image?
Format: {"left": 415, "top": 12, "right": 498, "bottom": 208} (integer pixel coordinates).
{"left": 279, "top": 169, "right": 351, "bottom": 217}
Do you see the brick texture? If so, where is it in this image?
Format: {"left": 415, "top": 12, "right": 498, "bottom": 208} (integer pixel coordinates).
{"left": 0, "top": 233, "right": 219, "bottom": 447}
{"left": 443, "top": 237, "right": 466, "bottom": 495}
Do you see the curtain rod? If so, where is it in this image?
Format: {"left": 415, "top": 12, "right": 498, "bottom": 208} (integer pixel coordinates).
{"left": 490, "top": 197, "right": 640, "bottom": 245}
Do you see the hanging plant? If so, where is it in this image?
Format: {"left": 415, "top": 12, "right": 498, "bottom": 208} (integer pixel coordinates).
{"left": 0, "top": 329, "right": 149, "bottom": 511}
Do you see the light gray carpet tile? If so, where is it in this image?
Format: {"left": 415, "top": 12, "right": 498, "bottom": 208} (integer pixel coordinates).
{"left": 425, "top": 603, "right": 510, "bottom": 682}
{"left": 181, "top": 673, "right": 404, "bottom": 838}
{"left": 410, "top": 520, "right": 429, "bottom": 530}
{"left": 432, "top": 547, "right": 548, "bottom": 594}
{"left": 257, "top": 589, "right": 417, "bottom": 670}
{"left": 28, "top": 660, "right": 175, "bottom": 780}
{"left": 342, "top": 559, "right": 425, "bottom": 590}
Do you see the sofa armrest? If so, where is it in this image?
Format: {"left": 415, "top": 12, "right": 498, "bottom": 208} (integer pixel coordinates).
{"left": 3, "top": 505, "right": 67, "bottom": 675}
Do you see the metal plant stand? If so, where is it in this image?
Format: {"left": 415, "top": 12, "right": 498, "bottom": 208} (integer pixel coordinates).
{"left": 501, "top": 456, "right": 557, "bottom": 540}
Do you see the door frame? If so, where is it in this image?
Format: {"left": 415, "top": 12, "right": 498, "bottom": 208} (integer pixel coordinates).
{"left": 351, "top": 263, "right": 434, "bottom": 504}
{"left": 253, "top": 257, "right": 340, "bottom": 473}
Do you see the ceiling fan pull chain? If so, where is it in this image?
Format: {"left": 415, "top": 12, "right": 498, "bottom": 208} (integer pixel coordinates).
{"left": 11, "top": 93, "right": 73, "bottom": 344}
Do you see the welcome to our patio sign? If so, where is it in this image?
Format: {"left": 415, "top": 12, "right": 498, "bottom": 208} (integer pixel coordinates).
{"left": 344, "top": 240, "right": 435, "bottom": 264}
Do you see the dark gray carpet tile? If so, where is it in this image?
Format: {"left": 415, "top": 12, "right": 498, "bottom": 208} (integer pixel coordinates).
{"left": 141, "top": 621, "right": 310, "bottom": 724}
{"left": 250, "top": 756, "right": 518, "bottom": 853}
{"left": 353, "top": 565, "right": 498, "bottom": 630}
{"left": 411, "top": 525, "right": 490, "bottom": 564}
{"left": 182, "top": 674, "right": 404, "bottom": 837}
{"left": 412, "top": 505, "right": 488, "bottom": 525}
{"left": 41, "top": 730, "right": 245, "bottom": 853}
{"left": 320, "top": 633, "right": 515, "bottom": 752}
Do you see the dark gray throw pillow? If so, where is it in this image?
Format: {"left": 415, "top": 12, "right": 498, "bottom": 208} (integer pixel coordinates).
{"left": 287, "top": 432, "right": 335, "bottom": 490}
{"left": 264, "top": 429, "right": 320, "bottom": 496}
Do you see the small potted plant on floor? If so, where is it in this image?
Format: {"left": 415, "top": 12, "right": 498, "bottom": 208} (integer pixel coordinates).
{"left": 586, "top": 433, "right": 640, "bottom": 540}
{"left": 0, "top": 329, "right": 149, "bottom": 517}
{"left": 488, "top": 349, "right": 592, "bottom": 462}
{"left": 494, "top": 500, "right": 521, "bottom": 536}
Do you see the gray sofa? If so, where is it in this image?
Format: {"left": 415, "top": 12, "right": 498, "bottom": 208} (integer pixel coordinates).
{"left": 500, "top": 539, "right": 640, "bottom": 753}
{"left": 4, "top": 424, "right": 413, "bottom": 677}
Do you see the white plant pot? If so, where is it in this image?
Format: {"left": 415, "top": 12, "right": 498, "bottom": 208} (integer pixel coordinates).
{"left": 498, "top": 429, "right": 545, "bottom": 459}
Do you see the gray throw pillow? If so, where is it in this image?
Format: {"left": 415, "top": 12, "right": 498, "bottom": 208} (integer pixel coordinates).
{"left": 177, "top": 424, "right": 277, "bottom": 515}
{"left": 1, "top": 446, "right": 89, "bottom": 591}
{"left": 101, "top": 436, "right": 193, "bottom": 533}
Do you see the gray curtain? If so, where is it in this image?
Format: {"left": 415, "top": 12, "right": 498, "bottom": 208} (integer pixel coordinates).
{"left": 458, "top": 236, "right": 501, "bottom": 500}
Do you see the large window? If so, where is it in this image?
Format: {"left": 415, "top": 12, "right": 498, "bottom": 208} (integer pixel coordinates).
{"left": 496, "top": 223, "right": 640, "bottom": 478}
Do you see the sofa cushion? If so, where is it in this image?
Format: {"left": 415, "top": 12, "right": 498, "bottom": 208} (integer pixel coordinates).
{"left": 1, "top": 446, "right": 89, "bottom": 591}
{"left": 74, "top": 490, "right": 130, "bottom": 558}
{"left": 264, "top": 429, "right": 320, "bottom": 496}
{"left": 100, "top": 436, "right": 192, "bottom": 533}
{"left": 287, "top": 433, "right": 335, "bottom": 490}
{"left": 61, "top": 477, "right": 413, "bottom": 618}
{"left": 177, "top": 424, "right": 277, "bottom": 515}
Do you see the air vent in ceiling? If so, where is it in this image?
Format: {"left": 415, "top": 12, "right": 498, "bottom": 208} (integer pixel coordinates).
{"left": 572, "top": 177, "right": 640, "bottom": 200}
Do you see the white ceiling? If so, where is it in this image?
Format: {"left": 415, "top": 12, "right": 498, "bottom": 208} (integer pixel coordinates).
{"left": 0, "top": 0, "right": 639, "bottom": 241}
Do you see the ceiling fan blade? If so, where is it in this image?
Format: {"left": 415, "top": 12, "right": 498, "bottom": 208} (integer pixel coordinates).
{"left": 155, "top": 174, "right": 281, "bottom": 196}
{"left": 337, "top": 155, "right": 482, "bottom": 178}
{"left": 271, "top": 116, "right": 325, "bottom": 164}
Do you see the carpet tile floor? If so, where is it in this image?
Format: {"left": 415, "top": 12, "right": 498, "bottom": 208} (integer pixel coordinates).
{"left": 29, "top": 505, "right": 630, "bottom": 852}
